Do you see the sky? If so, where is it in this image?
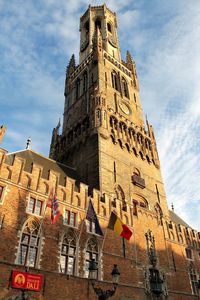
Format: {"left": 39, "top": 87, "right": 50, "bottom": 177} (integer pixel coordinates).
{"left": 0, "top": 0, "right": 200, "bottom": 229}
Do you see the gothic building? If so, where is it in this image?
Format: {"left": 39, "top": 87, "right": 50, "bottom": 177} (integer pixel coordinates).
{"left": 0, "top": 4, "right": 200, "bottom": 300}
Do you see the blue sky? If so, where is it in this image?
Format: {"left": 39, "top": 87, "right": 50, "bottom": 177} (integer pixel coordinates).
{"left": 0, "top": 0, "right": 200, "bottom": 229}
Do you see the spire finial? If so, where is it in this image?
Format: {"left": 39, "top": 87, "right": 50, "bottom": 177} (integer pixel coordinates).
{"left": 171, "top": 203, "right": 174, "bottom": 211}
{"left": 26, "top": 137, "right": 31, "bottom": 149}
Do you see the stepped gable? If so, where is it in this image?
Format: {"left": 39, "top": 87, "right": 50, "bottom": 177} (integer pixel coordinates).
{"left": 5, "top": 148, "right": 79, "bottom": 186}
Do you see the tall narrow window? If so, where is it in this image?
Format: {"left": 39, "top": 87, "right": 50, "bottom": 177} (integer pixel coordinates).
{"left": 121, "top": 77, "right": 129, "bottom": 99}
{"left": 114, "top": 161, "right": 116, "bottom": 183}
{"left": 18, "top": 218, "right": 41, "bottom": 268}
{"left": 107, "top": 23, "right": 112, "bottom": 33}
{"left": 83, "top": 71, "right": 88, "bottom": 92}
{"left": 60, "top": 231, "right": 77, "bottom": 275}
{"left": 0, "top": 185, "right": 4, "bottom": 203}
{"left": 85, "top": 238, "right": 99, "bottom": 278}
{"left": 189, "top": 264, "right": 199, "bottom": 295}
{"left": 75, "top": 78, "right": 81, "bottom": 99}
{"left": 111, "top": 71, "right": 120, "bottom": 92}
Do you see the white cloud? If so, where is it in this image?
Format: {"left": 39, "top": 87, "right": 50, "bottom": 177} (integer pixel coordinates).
{"left": 0, "top": 0, "right": 200, "bottom": 229}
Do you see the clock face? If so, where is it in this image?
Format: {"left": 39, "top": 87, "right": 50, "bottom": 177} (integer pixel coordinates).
{"left": 119, "top": 102, "right": 131, "bottom": 115}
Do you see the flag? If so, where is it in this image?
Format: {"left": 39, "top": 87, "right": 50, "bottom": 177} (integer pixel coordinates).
{"left": 108, "top": 212, "right": 132, "bottom": 240}
{"left": 47, "top": 191, "right": 61, "bottom": 224}
{"left": 86, "top": 200, "right": 103, "bottom": 236}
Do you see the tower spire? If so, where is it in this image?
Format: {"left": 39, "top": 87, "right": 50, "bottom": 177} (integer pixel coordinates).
{"left": 0, "top": 125, "right": 6, "bottom": 144}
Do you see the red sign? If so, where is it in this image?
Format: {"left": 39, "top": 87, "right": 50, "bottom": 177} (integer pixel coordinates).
{"left": 11, "top": 270, "right": 43, "bottom": 292}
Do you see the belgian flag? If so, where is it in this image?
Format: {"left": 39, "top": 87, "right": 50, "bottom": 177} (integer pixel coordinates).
{"left": 108, "top": 212, "right": 132, "bottom": 241}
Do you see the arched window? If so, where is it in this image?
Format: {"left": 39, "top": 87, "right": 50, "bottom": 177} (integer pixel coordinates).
{"left": 75, "top": 78, "right": 81, "bottom": 99}
{"left": 60, "top": 230, "right": 77, "bottom": 275}
{"left": 95, "top": 19, "right": 101, "bottom": 29}
{"left": 83, "top": 71, "right": 88, "bottom": 92}
{"left": 85, "top": 238, "right": 99, "bottom": 278}
{"left": 121, "top": 77, "right": 129, "bottom": 99}
{"left": 17, "top": 218, "right": 42, "bottom": 268}
{"left": 111, "top": 70, "right": 120, "bottom": 91}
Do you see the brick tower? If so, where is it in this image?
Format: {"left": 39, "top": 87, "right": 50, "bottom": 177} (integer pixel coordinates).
{"left": 50, "top": 4, "right": 168, "bottom": 216}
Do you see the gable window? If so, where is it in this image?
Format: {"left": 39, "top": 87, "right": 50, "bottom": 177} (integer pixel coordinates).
{"left": 27, "top": 198, "right": 43, "bottom": 216}
{"left": 60, "top": 231, "right": 77, "bottom": 275}
{"left": 85, "top": 238, "right": 99, "bottom": 278}
{"left": 86, "top": 219, "right": 96, "bottom": 234}
{"left": 64, "top": 210, "right": 77, "bottom": 227}
{"left": 17, "top": 218, "right": 41, "bottom": 268}
{"left": 0, "top": 185, "right": 4, "bottom": 203}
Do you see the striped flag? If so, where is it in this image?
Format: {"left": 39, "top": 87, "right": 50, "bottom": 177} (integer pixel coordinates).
{"left": 108, "top": 211, "right": 132, "bottom": 241}
{"left": 47, "top": 190, "right": 61, "bottom": 224}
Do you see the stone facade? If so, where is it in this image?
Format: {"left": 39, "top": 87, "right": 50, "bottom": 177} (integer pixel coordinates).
{"left": 0, "top": 4, "right": 200, "bottom": 300}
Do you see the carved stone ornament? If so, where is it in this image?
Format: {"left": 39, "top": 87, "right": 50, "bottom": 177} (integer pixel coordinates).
{"left": 119, "top": 102, "right": 131, "bottom": 115}
{"left": 108, "top": 36, "right": 117, "bottom": 48}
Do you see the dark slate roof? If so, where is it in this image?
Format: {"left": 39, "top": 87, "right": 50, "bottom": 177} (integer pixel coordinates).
{"left": 169, "top": 210, "right": 191, "bottom": 228}
{"left": 5, "top": 149, "right": 78, "bottom": 186}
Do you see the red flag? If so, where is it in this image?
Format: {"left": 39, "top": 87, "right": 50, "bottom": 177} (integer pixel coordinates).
{"left": 47, "top": 191, "right": 61, "bottom": 224}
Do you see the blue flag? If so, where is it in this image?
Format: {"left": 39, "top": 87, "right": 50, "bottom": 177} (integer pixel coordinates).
{"left": 86, "top": 200, "right": 103, "bottom": 236}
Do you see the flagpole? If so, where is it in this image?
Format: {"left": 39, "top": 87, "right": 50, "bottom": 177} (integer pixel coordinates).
{"left": 122, "top": 237, "right": 126, "bottom": 258}
{"left": 101, "top": 228, "right": 108, "bottom": 251}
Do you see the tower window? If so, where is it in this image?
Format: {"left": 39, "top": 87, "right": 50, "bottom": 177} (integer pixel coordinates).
{"left": 75, "top": 78, "right": 81, "bottom": 99}
{"left": 121, "top": 77, "right": 129, "bottom": 99}
{"left": 84, "top": 21, "right": 89, "bottom": 33}
{"left": 111, "top": 70, "right": 120, "bottom": 92}
{"left": 107, "top": 23, "right": 112, "bottom": 33}
{"left": 95, "top": 19, "right": 101, "bottom": 29}
{"left": 83, "top": 71, "right": 88, "bottom": 92}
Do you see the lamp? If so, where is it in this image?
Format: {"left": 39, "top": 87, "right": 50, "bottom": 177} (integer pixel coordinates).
{"left": 88, "top": 260, "right": 120, "bottom": 300}
{"left": 111, "top": 264, "right": 120, "bottom": 285}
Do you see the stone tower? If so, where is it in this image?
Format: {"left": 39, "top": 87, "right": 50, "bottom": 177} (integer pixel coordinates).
{"left": 50, "top": 4, "right": 168, "bottom": 215}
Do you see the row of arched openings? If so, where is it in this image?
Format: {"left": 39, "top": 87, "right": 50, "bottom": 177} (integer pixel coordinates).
{"left": 17, "top": 218, "right": 100, "bottom": 278}
{"left": 111, "top": 70, "right": 129, "bottom": 98}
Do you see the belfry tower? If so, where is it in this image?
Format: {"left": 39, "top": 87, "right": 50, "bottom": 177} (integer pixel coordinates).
{"left": 50, "top": 4, "right": 168, "bottom": 215}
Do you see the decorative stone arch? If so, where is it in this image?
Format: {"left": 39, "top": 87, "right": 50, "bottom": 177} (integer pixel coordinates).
{"left": 111, "top": 69, "right": 120, "bottom": 91}
{"left": 15, "top": 216, "right": 43, "bottom": 268}
{"left": 121, "top": 76, "right": 129, "bottom": 99}
{"left": 114, "top": 184, "right": 126, "bottom": 211}
{"left": 59, "top": 228, "right": 78, "bottom": 275}
{"left": 84, "top": 236, "right": 101, "bottom": 279}
{"left": 133, "top": 167, "right": 141, "bottom": 177}
{"left": 132, "top": 193, "right": 149, "bottom": 210}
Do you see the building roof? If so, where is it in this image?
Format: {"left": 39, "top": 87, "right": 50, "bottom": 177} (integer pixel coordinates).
{"left": 5, "top": 149, "right": 78, "bottom": 186}
{"left": 169, "top": 210, "right": 191, "bottom": 228}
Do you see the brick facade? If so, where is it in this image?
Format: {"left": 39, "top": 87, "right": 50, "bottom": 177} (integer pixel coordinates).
{"left": 0, "top": 4, "right": 200, "bottom": 300}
